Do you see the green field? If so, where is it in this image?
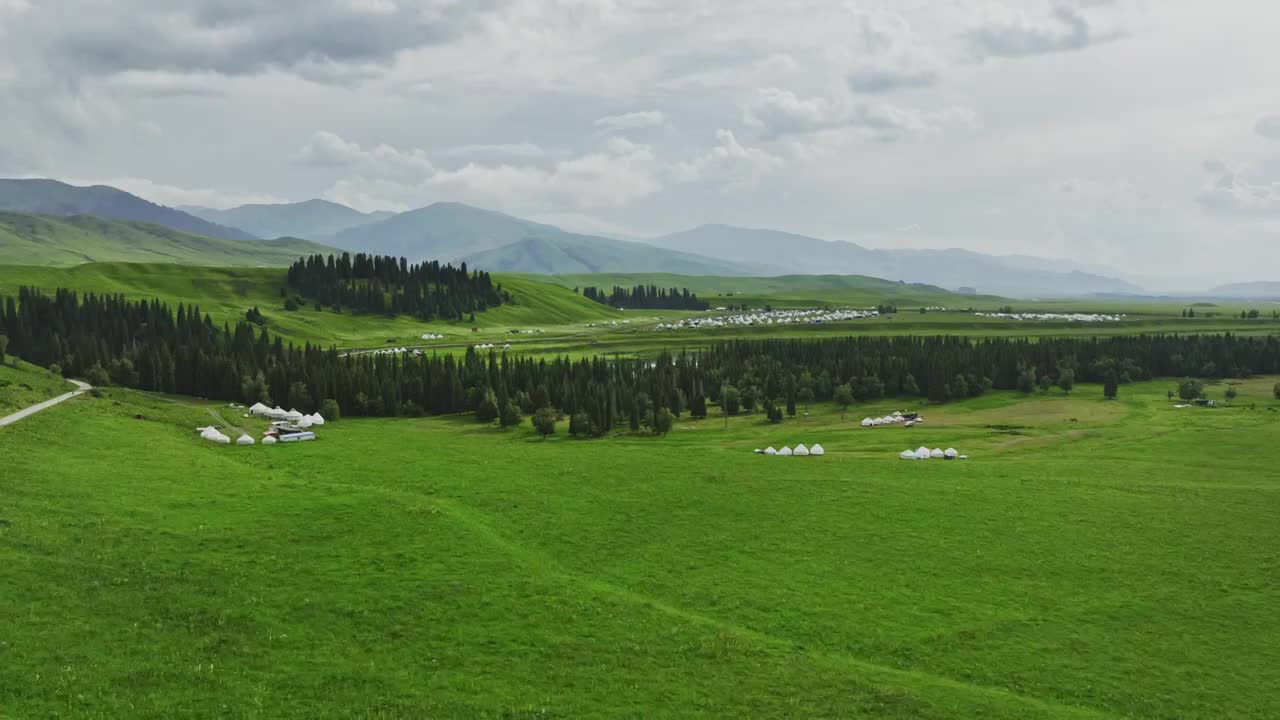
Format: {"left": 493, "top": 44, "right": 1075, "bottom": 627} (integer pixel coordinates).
{"left": 3, "top": 372, "right": 1279, "bottom": 717}
{"left": 3, "top": 263, "right": 1278, "bottom": 358}
{"left": 0, "top": 359, "right": 74, "bottom": 414}
{"left": 0, "top": 212, "right": 337, "bottom": 268}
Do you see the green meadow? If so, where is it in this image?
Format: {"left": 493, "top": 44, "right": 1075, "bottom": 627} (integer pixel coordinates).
{"left": 0, "top": 359, "right": 75, "bottom": 415}
{"left": 2, "top": 263, "right": 1278, "bottom": 358}
{"left": 3, "top": 366, "right": 1279, "bottom": 718}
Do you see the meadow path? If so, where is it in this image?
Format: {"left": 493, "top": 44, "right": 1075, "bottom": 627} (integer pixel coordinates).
{"left": 0, "top": 379, "right": 91, "bottom": 427}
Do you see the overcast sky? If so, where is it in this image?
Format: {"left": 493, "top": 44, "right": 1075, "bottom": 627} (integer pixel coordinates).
{"left": 1, "top": 0, "right": 1277, "bottom": 281}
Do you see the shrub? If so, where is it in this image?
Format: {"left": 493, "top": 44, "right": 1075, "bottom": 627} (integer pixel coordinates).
{"left": 532, "top": 406, "right": 557, "bottom": 438}
{"left": 319, "top": 399, "right": 341, "bottom": 422}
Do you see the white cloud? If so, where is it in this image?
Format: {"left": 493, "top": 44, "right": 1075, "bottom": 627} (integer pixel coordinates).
{"left": 968, "top": 2, "right": 1123, "bottom": 58}
{"left": 437, "top": 142, "right": 549, "bottom": 159}
{"left": 743, "top": 87, "right": 978, "bottom": 142}
{"left": 67, "top": 175, "right": 287, "bottom": 209}
{"left": 594, "top": 110, "right": 666, "bottom": 132}
{"left": 670, "top": 129, "right": 782, "bottom": 192}
{"left": 1256, "top": 115, "right": 1280, "bottom": 141}
{"left": 296, "top": 130, "right": 434, "bottom": 181}
{"left": 1197, "top": 160, "right": 1280, "bottom": 216}
{"left": 844, "top": 10, "right": 943, "bottom": 93}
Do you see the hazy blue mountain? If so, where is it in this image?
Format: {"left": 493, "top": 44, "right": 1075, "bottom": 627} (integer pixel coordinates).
{"left": 325, "top": 202, "right": 573, "bottom": 261}
{"left": 460, "top": 234, "right": 766, "bottom": 275}
{"left": 646, "top": 224, "right": 1143, "bottom": 297}
{"left": 1207, "top": 281, "right": 1280, "bottom": 299}
{"left": 0, "top": 178, "right": 258, "bottom": 241}
{"left": 182, "top": 199, "right": 393, "bottom": 240}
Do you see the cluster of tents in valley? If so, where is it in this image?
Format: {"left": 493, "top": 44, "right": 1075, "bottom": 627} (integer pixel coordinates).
{"left": 900, "top": 447, "right": 967, "bottom": 460}
{"left": 756, "top": 444, "right": 825, "bottom": 456}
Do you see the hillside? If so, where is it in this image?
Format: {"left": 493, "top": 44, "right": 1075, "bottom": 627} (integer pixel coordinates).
{"left": 645, "top": 224, "right": 1142, "bottom": 297}
{"left": 461, "top": 235, "right": 765, "bottom": 276}
{"left": 0, "top": 262, "right": 619, "bottom": 347}
{"left": 0, "top": 178, "right": 257, "bottom": 241}
{"left": 1207, "top": 281, "right": 1280, "bottom": 299}
{"left": 0, "top": 212, "right": 336, "bottom": 267}
{"left": 183, "top": 199, "right": 394, "bottom": 240}
{"left": 539, "top": 272, "right": 975, "bottom": 308}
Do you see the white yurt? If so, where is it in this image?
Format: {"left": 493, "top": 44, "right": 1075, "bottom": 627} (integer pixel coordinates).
{"left": 236, "top": 435, "right": 255, "bottom": 446}
{"left": 205, "top": 430, "right": 230, "bottom": 444}
{"left": 944, "top": 448, "right": 959, "bottom": 459}
{"left": 793, "top": 444, "right": 810, "bottom": 456}
{"left": 871, "top": 418, "right": 884, "bottom": 426}
{"left": 271, "top": 406, "right": 287, "bottom": 419}
{"left": 310, "top": 413, "right": 325, "bottom": 426}
{"left": 892, "top": 411, "right": 903, "bottom": 418}
{"left": 914, "top": 447, "right": 932, "bottom": 460}
{"left": 262, "top": 435, "right": 278, "bottom": 445}
{"left": 298, "top": 418, "right": 313, "bottom": 429}
{"left": 248, "top": 402, "right": 269, "bottom": 416}
{"left": 861, "top": 418, "right": 874, "bottom": 427}
{"left": 810, "top": 444, "right": 825, "bottom": 456}
{"left": 285, "top": 408, "right": 305, "bottom": 422}
{"left": 930, "top": 448, "right": 945, "bottom": 459}
{"left": 900, "top": 449, "right": 917, "bottom": 460}
{"left": 764, "top": 447, "right": 778, "bottom": 456}
{"left": 778, "top": 446, "right": 794, "bottom": 456}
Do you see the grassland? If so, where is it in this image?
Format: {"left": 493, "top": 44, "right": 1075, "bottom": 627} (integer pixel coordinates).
{"left": 0, "top": 359, "right": 74, "bottom": 414}
{"left": 0, "top": 212, "right": 336, "bottom": 267}
{"left": 3, "top": 263, "right": 1278, "bottom": 360}
{"left": 0, "top": 262, "right": 622, "bottom": 348}
{"left": 2, "top": 375, "right": 1278, "bottom": 718}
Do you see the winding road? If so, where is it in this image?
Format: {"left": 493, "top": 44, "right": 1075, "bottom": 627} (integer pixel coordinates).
{"left": 0, "top": 379, "right": 92, "bottom": 427}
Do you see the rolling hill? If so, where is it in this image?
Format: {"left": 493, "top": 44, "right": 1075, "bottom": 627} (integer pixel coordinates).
{"left": 535, "top": 272, "right": 977, "bottom": 309}
{"left": 644, "top": 224, "right": 1142, "bottom": 297}
{"left": 0, "top": 212, "right": 335, "bottom": 267}
{"left": 0, "top": 262, "right": 619, "bottom": 347}
{"left": 0, "top": 178, "right": 258, "bottom": 241}
{"left": 182, "top": 199, "right": 394, "bottom": 240}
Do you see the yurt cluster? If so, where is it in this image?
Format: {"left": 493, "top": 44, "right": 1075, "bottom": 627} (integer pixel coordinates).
{"left": 755, "top": 444, "right": 825, "bottom": 457}
{"left": 861, "top": 411, "right": 922, "bottom": 427}
{"left": 195, "top": 402, "right": 330, "bottom": 446}
{"left": 899, "top": 447, "right": 967, "bottom": 461}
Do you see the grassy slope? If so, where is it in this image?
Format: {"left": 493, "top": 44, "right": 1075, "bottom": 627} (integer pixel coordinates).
{"left": 0, "top": 212, "right": 334, "bottom": 267}
{"left": 0, "top": 359, "right": 73, "bottom": 414}
{"left": 2, "top": 378, "right": 1278, "bottom": 717}
{"left": 0, "top": 262, "right": 621, "bottom": 348}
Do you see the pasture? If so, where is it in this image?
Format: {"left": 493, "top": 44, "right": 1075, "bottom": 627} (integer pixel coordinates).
{"left": 3, "top": 377, "right": 1278, "bottom": 718}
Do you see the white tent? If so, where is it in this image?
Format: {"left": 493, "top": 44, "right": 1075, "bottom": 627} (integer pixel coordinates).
{"left": 900, "top": 449, "right": 917, "bottom": 460}
{"left": 778, "top": 446, "right": 793, "bottom": 456}
{"left": 810, "top": 444, "right": 825, "bottom": 456}
{"left": 249, "top": 402, "right": 270, "bottom": 416}
{"left": 285, "top": 408, "right": 305, "bottom": 421}
{"left": 271, "top": 406, "right": 287, "bottom": 419}
{"left": 944, "top": 448, "right": 958, "bottom": 459}
{"left": 764, "top": 447, "right": 778, "bottom": 456}
{"left": 236, "top": 435, "right": 255, "bottom": 446}
{"left": 892, "top": 411, "right": 903, "bottom": 417}
{"left": 930, "top": 448, "right": 945, "bottom": 459}
{"left": 871, "top": 418, "right": 884, "bottom": 426}
{"left": 310, "top": 413, "right": 325, "bottom": 426}
{"left": 298, "top": 418, "right": 313, "bottom": 429}
{"left": 882, "top": 416, "right": 896, "bottom": 424}
{"left": 204, "top": 429, "right": 230, "bottom": 444}
{"left": 262, "top": 435, "right": 278, "bottom": 445}
{"left": 861, "top": 418, "right": 874, "bottom": 427}
{"left": 914, "top": 447, "right": 932, "bottom": 460}
{"left": 793, "top": 444, "right": 810, "bottom": 456}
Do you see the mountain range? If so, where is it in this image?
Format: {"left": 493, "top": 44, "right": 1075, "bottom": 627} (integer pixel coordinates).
{"left": 0, "top": 178, "right": 1195, "bottom": 296}
{"left": 182, "top": 199, "right": 394, "bottom": 240}
{"left": 0, "top": 211, "right": 334, "bottom": 267}
{"left": 0, "top": 179, "right": 257, "bottom": 241}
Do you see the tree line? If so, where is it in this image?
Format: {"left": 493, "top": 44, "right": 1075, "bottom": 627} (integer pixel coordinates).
{"left": 580, "top": 285, "right": 709, "bottom": 310}
{"left": 4, "top": 287, "right": 1280, "bottom": 437}
{"left": 285, "top": 253, "right": 508, "bottom": 321}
